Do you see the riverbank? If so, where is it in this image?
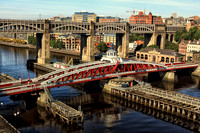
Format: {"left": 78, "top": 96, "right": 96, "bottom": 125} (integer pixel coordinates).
{"left": 0, "top": 41, "right": 80, "bottom": 56}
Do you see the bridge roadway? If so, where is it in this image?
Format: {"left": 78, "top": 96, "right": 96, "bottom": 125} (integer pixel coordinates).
{"left": 0, "top": 61, "right": 198, "bottom": 97}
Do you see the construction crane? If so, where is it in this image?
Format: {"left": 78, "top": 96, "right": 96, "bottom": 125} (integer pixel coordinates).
{"left": 126, "top": 9, "right": 139, "bottom": 16}
{"left": 126, "top": 9, "right": 150, "bottom": 15}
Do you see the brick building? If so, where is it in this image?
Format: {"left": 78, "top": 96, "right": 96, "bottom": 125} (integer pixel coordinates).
{"left": 129, "top": 11, "right": 163, "bottom": 24}
{"left": 136, "top": 48, "right": 184, "bottom": 63}
{"left": 65, "top": 34, "right": 81, "bottom": 52}
{"left": 178, "top": 39, "right": 189, "bottom": 55}
{"left": 97, "top": 16, "right": 120, "bottom": 23}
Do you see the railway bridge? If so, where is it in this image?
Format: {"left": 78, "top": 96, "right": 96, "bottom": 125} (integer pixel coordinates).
{"left": 0, "top": 19, "right": 185, "bottom": 62}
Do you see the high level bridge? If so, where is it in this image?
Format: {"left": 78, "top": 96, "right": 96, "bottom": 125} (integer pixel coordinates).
{"left": 0, "top": 60, "right": 198, "bottom": 97}
{"left": 0, "top": 19, "right": 185, "bottom": 62}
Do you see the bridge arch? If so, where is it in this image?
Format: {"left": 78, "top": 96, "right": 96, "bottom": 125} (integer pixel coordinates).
{"left": 130, "top": 25, "right": 154, "bottom": 33}
{"left": 96, "top": 25, "right": 125, "bottom": 33}
{"left": 51, "top": 24, "right": 89, "bottom": 33}
{"left": 0, "top": 23, "right": 43, "bottom": 32}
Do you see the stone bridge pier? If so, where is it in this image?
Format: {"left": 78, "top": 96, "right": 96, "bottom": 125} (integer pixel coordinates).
{"left": 37, "top": 20, "right": 50, "bottom": 64}
{"left": 147, "top": 24, "right": 166, "bottom": 49}
{"left": 82, "top": 22, "right": 95, "bottom": 62}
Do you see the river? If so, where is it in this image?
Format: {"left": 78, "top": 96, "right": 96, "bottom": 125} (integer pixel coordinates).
{"left": 0, "top": 44, "right": 199, "bottom": 133}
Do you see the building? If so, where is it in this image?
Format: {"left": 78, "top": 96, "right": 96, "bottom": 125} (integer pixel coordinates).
{"left": 97, "top": 16, "right": 120, "bottom": 23}
{"left": 186, "top": 51, "right": 200, "bottom": 63}
{"left": 129, "top": 41, "right": 144, "bottom": 51}
{"left": 136, "top": 48, "right": 185, "bottom": 63}
{"left": 187, "top": 40, "right": 200, "bottom": 52}
{"left": 65, "top": 34, "right": 81, "bottom": 52}
{"left": 129, "top": 11, "right": 163, "bottom": 24}
{"left": 72, "top": 11, "right": 96, "bottom": 22}
{"left": 178, "top": 39, "right": 189, "bottom": 55}
{"left": 49, "top": 16, "right": 72, "bottom": 21}
{"left": 103, "top": 34, "right": 116, "bottom": 46}
{"left": 172, "top": 13, "right": 177, "bottom": 18}
{"left": 94, "top": 34, "right": 103, "bottom": 46}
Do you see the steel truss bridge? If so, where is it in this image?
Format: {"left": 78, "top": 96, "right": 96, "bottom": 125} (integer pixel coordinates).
{"left": 0, "top": 19, "right": 184, "bottom": 34}
{"left": 0, "top": 61, "right": 198, "bottom": 97}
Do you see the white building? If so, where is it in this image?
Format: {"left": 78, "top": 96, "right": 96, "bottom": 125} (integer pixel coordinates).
{"left": 187, "top": 40, "right": 200, "bottom": 52}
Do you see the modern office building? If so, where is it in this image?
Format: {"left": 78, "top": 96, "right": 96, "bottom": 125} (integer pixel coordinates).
{"left": 72, "top": 11, "right": 96, "bottom": 22}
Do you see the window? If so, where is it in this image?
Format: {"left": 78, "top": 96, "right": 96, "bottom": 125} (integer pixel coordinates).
{"left": 137, "top": 54, "right": 140, "bottom": 59}
{"left": 141, "top": 54, "right": 144, "bottom": 59}
{"left": 145, "top": 55, "right": 148, "bottom": 60}
{"left": 166, "top": 57, "right": 169, "bottom": 63}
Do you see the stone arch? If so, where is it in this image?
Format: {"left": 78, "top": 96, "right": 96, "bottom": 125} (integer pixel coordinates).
{"left": 156, "top": 35, "right": 162, "bottom": 48}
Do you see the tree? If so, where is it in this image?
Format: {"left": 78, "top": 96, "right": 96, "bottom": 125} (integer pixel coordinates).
{"left": 137, "top": 35, "right": 144, "bottom": 41}
{"left": 97, "top": 42, "right": 108, "bottom": 53}
{"left": 28, "top": 36, "right": 36, "bottom": 45}
{"left": 165, "top": 41, "right": 179, "bottom": 51}
{"left": 129, "top": 34, "right": 144, "bottom": 43}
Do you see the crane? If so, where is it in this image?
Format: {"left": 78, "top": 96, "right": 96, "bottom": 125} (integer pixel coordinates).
{"left": 126, "top": 9, "right": 150, "bottom": 15}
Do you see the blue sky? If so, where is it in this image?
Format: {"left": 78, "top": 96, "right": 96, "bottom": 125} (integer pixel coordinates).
{"left": 0, "top": 0, "right": 199, "bottom": 20}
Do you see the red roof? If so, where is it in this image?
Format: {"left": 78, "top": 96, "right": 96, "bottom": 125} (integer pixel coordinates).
{"left": 136, "top": 40, "right": 144, "bottom": 45}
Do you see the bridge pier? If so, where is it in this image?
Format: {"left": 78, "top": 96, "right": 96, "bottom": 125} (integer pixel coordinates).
{"left": 37, "top": 20, "right": 50, "bottom": 64}
{"left": 162, "top": 71, "right": 178, "bottom": 82}
{"left": 82, "top": 21, "right": 95, "bottom": 62}
{"left": 147, "top": 24, "right": 166, "bottom": 49}
{"left": 192, "top": 64, "right": 200, "bottom": 77}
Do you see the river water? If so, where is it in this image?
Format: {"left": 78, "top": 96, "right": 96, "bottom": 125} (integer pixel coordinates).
{"left": 0, "top": 44, "right": 199, "bottom": 133}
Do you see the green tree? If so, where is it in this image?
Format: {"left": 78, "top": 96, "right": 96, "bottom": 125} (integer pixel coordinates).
{"left": 129, "top": 34, "right": 137, "bottom": 42}
{"left": 165, "top": 41, "right": 179, "bottom": 51}
{"left": 28, "top": 35, "right": 36, "bottom": 45}
{"left": 129, "top": 34, "right": 144, "bottom": 43}
{"left": 193, "top": 29, "right": 200, "bottom": 40}
{"left": 97, "top": 42, "right": 108, "bottom": 53}
{"left": 147, "top": 45, "right": 159, "bottom": 48}
{"left": 137, "top": 35, "right": 144, "bottom": 41}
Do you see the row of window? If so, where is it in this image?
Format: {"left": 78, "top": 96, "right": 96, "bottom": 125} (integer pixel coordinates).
{"left": 137, "top": 54, "right": 176, "bottom": 63}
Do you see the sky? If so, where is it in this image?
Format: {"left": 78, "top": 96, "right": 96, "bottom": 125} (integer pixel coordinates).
{"left": 0, "top": 0, "right": 199, "bottom": 20}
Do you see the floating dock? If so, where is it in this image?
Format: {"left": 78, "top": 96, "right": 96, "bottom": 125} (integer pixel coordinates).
{"left": 104, "top": 77, "right": 200, "bottom": 131}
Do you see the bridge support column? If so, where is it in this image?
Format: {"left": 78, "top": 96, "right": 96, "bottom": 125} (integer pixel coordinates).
{"left": 147, "top": 33, "right": 157, "bottom": 47}
{"left": 37, "top": 20, "right": 50, "bottom": 64}
{"left": 168, "top": 33, "right": 171, "bottom": 42}
{"left": 36, "top": 33, "right": 42, "bottom": 59}
{"left": 162, "top": 71, "right": 178, "bottom": 82}
{"left": 121, "top": 22, "right": 129, "bottom": 58}
{"left": 82, "top": 21, "right": 95, "bottom": 62}
{"left": 37, "top": 92, "right": 48, "bottom": 107}
{"left": 160, "top": 33, "right": 166, "bottom": 49}
{"left": 192, "top": 64, "right": 200, "bottom": 77}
